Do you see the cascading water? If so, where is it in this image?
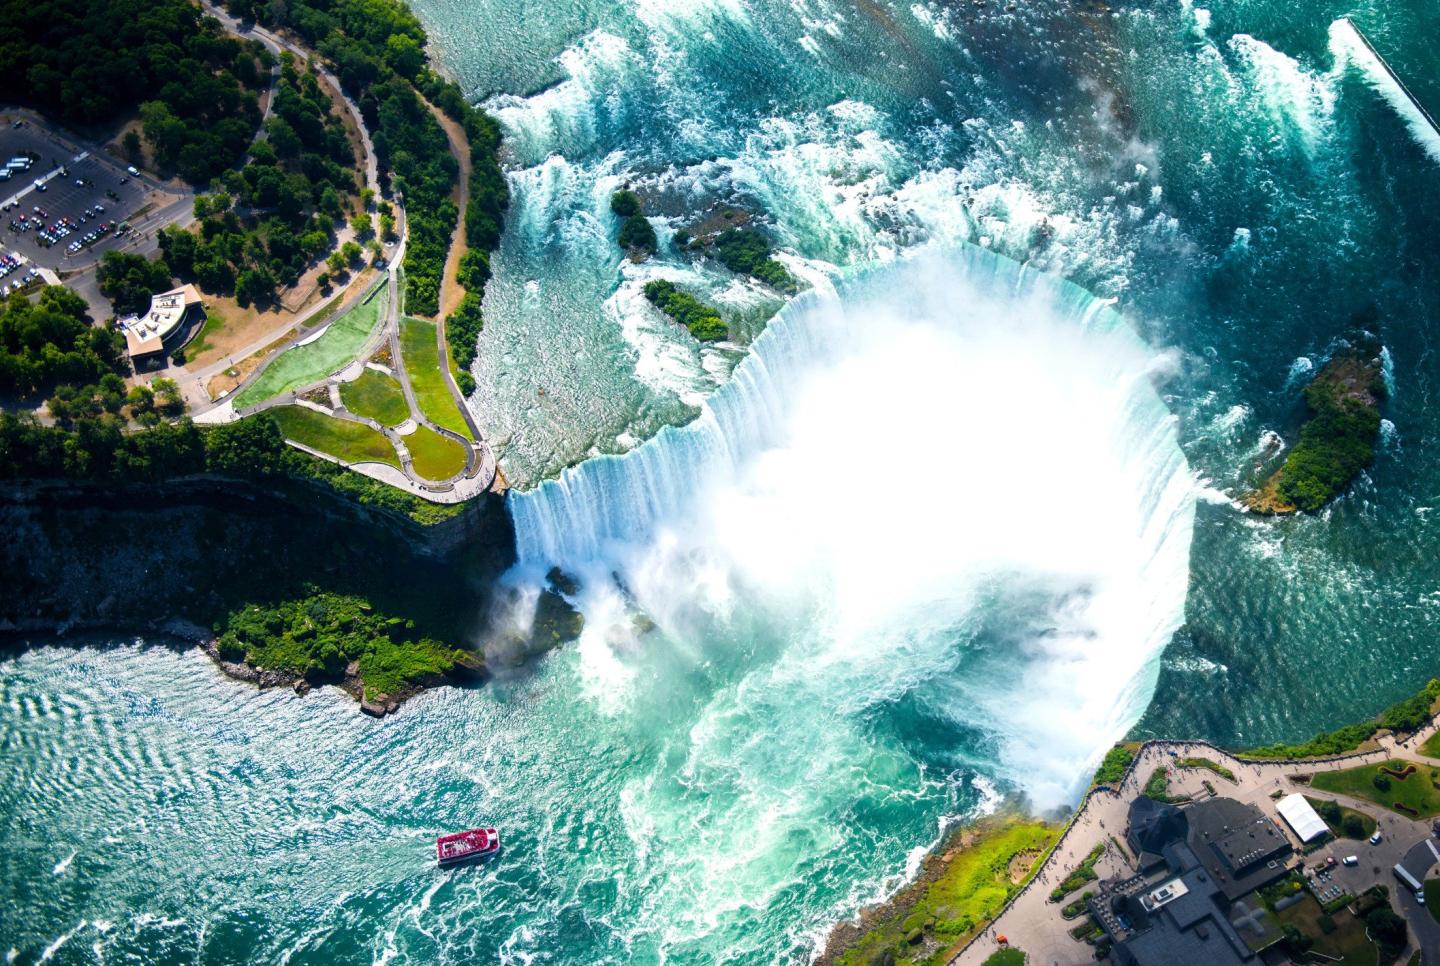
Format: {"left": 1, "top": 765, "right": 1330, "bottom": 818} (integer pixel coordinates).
{"left": 509, "top": 246, "right": 1196, "bottom": 809}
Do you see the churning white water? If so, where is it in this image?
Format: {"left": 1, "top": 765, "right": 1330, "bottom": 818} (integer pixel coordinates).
{"left": 509, "top": 247, "right": 1196, "bottom": 805}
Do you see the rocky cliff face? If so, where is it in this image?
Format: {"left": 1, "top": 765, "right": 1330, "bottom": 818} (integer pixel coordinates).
{"left": 0, "top": 476, "right": 515, "bottom": 632}
{"left": 0, "top": 477, "right": 586, "bottom": 711}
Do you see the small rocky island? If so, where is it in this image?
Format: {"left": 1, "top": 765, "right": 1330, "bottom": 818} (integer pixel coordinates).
{"left": 1246, "top": 336, "right": 1386, "bottom": 514}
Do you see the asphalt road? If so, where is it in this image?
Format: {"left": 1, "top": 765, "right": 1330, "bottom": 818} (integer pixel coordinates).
{"left": 1399, "top": 836, "right": 1440, "bottom": 965}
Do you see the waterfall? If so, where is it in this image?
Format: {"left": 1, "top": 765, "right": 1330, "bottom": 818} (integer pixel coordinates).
{"left": 507, "top": 245, "right": 1196, "bottom": 806}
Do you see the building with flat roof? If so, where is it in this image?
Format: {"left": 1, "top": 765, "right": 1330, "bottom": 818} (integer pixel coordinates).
{"left": 119, "top": 284, "right": 203, "bottom": 364}
{"left": 1275, "top": 793, "right": 1330, "bottom": 843}
{"left": 1186, "top": 797, "right": 1292, "bottom": 901}
{"left": 1090, "top": 796, "right": 1295, "bottom": 966}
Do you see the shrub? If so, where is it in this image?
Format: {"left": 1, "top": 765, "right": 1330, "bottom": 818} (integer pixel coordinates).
{"left": 643, "top": 279, "right": 726, "bottom": 342}
{"left": 1093, "top": 745, "right": 1136, "bottom": 786}
{"left": 610, "top": 189, "right": 641, "bottom": 217}
{"left": 711, "top": 227, "right": 795, "bottom": 291}
{"left": 618, "top": 214, "right": 657, "bottom": 255}
{"left": 1373, "top": 773, "right": 1391, "bottom": 792}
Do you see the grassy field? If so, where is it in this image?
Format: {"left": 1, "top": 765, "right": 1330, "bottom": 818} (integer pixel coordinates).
{"left": 340, "top": 369, "right": 409, "bottom": 426}
{"left": 1274, "top": 895, "right": 1377, "bottom": 966}
{"left": 835, "top": 818, "right": 1058, "bottom": 966}
{"left": 399, "top": 316, "right": 472, "bottom": 439}
{"left": 405, "top": 424, "right": 467, "bottom": 481}
{"left": 234, "top": 285, "right": 387, "bottom": 407}
{"left": 1177, "top": 757, "right": 1236, "bottom": 782}
{"left": 1304, "top": 795, "right": 1378, "bottom": 839}
{"left": 1421, "top": 730, "right": 1440, "bottom": 759}
{"left": 1309, "top": 759, "right": 1440, "bottom": 818}
{"left": 181, "top": 308, "right": 226, "bottom": 361}
{"left": 981, "top": 950, "right": 1025, "bottom": 966}
{"left": 271, "top": 406, "right": 400, "bottom": 469}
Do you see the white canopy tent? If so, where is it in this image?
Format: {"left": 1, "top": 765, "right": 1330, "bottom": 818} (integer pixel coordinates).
{"left": 1276, "top": 793, "right": 1329, "bottom": 842}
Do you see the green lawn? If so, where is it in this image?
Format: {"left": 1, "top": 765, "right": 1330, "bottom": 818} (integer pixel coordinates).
{"left": 1420, "top": 730, "right": 1440, "bottom": 759}
{"left": 1304, "top": 795, "right": 1378, "bottom": 840}
{"left": 1309, "top": 759, "right": 1440, "bottom": 818}
{"left": 835, "top": 819, "right": 1058, "bottom": 966}
{"left": 399, "top": 316, "right": 472, "bottom": 440}
{"left": 982, "top": 950, "right": 1025, "bottom": 966}
{"left": 234, "top": 284, "right": 388, "bottom": 407}
{"left": 183, "top": 308, "right": 225, "bottom": 359}
{"left": 1177, "top": 757, "right": 1236, "bottom": 782}
{"left": 339, "top": 368, "right": 409, "bottom": 426}
{"left": 270, "top": 406, "right": 400, "bottom": 469}
{"left": 1274, "top": 896, "right": 1377, "bottom": 966}
{"left": 405, "top": 424, "right": 466, "bottom": 481}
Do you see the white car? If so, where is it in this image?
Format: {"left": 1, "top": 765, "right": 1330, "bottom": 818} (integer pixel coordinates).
{"left": 1342, "top": 855, "right": 1358, "bottom": 866}
{"left": 1371, "top": 831, "right": 1383, "bottom": 845}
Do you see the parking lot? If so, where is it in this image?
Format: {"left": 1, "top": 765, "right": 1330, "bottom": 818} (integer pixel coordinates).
{"left": 0, "top": 120, "right": 154, "bottom": 271}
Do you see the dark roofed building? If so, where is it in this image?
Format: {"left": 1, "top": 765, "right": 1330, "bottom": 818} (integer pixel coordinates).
{"left": 1127, "top": 796, "right": 1189, "bottom": 872}
{"left": 1091, "top": 797, "right": 1295, "bottom": 966}
{"left": 1185, "top": 798, "right": 1292, "bottom": 901}
{"left": 1092, "top": 843, "right": 1257, "bottom": 966}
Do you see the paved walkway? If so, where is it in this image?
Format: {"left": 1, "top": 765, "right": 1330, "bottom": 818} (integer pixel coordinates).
{"left": 953, "top": 724, "right": 1440, "bottom": 966}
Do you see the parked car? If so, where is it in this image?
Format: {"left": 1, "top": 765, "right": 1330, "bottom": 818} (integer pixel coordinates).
{"left": 1371, "top": 831, "right": 1383, "bottom": 845}
{"left": 1342, "top": 855, "right": 1359, "bottom": 866}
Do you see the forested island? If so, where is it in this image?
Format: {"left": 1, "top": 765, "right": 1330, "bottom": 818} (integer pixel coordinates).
{"left": 1246, "top": 335, "right": 1386, "bottom": 514}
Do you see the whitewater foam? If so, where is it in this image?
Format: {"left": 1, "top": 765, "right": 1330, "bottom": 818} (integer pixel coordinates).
{"left": 509, "top": 246, "right": 1196, "bottom": 807}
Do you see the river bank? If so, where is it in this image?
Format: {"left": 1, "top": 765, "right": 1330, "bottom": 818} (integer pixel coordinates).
{"left": 822, "top": 675, "right": 1440, "bottom": 964}
{"left": 0, "top": 475, "right": 580, "bottom": 714}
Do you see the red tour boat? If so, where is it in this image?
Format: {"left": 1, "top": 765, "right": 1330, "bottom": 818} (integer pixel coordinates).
{"left": 435, "top": 827, "right": 500, "bottom": 866}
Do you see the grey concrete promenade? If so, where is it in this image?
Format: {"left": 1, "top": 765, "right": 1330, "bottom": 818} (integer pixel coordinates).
{"left": 953, "top": 722, "right": 1440, "bottom": 966}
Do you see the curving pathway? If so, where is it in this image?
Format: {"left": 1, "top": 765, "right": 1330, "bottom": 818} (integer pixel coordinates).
{"left": 953, "top": 722, "right": 1440, "bottom": 966}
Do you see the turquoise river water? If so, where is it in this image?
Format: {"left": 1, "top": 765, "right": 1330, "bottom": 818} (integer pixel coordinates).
{"left": 4, "top": 0, "right": 1440, "bottom": 962}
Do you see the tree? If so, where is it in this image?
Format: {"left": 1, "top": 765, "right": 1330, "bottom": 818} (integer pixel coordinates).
{"left": 1365, "top": 905, "right": 1407, "bottom": 960}
{"left": 610, "top": 190, "right": 641, "bottom": 217}
{"left": 1318, "top": 800, "right": 1341, "bottom": 823}
{"left": 122, "top": 130, "right": 143, "bottom": 163}
{"left": 384, "top": 34, "right": 424, "bottom": 79}
{"left": 151, "top": 378, "right": 184, "bottom": 417}
{"left": 159, "top": 226, "right": 198, "bottom": 278}
{"left": 1342, "top": 814, "right": 1365, "bottom": 839}
{"left": 96, "top": 252, "right": 173, "bottom": 316}
{"left": 618, "top": 214, "right": 656, "bottom": 255}
{"left": 235, "top": 268, "right": 276, "bottom": 308}
{"left": 349, "top": 213, "right": 372, "bottom": 238}
{"left": 1373, "top": 773, "right": 1392, "bottom": 792}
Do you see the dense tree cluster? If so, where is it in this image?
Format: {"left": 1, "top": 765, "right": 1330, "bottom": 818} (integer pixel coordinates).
{"left": 1276, "top": 369, "right": 1383, "bottom": 512}
{"left": 96, "top": 252, "right": 174, "bottom": 316}
{"left": 0, "top": 0, "right": 270, "bottom": 183}
{"left": 711, "top": 227, "right": 795, "bottom": 292}
{"left": 643, "top": 279, "right": 727, "bottom": 342}
{"left": 158, "top": 55, "right": 361, "bottom": 307}
{"left": 0, "top": 287, "right": 124, "bottom": 398}
{"left": 219, "top": 0, "right": 509, "bottom": 379}
{"left": 611, "top": 189, "right": 657, "bottom": 258}
{"left": 216, "top": 588, "right": 462, "bottom": 697}
{"left": 0, "top": 404, "right": 455, "bottom": 522}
